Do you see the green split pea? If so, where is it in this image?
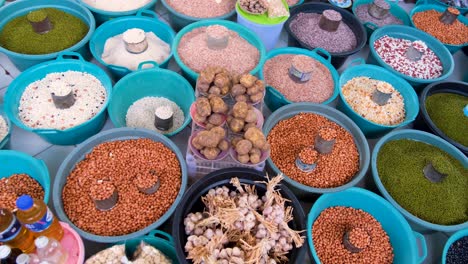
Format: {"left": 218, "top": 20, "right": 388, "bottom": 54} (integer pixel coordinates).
{"left": 377, "top": 139, "right": 467, "bottom": 226}
{"left": 425, "top": 93, "right": 468, "bottom": 147}
{"left": 0, "top": 8, "right": 88, "bottom": 55}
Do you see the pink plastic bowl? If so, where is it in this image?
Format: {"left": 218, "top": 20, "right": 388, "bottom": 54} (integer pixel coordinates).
{"left": 60, "top": 222, "right": 85, "bottom": 264}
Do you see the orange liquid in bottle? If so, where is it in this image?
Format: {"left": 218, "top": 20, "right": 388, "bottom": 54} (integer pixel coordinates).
{"left": 15, "top": 196, "right": 63, "bottom": 242}
{"left": 0, "top": 209, "right": 35, "bottom": 253}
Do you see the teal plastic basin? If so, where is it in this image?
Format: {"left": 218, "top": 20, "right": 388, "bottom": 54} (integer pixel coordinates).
{"left": 0, "top": 150, "right": 50, "bottom": 204}
{"left": 368, "top": 25, "right": 454, "bottom": 90}
{"left": 0, "top": 0, "right": 4, "bottom": 8}
{"left": 4, "top": 52, "right": 113, "bottom": 146}
{"left": 410, "top": 4, "right": 468, "bottom": 54}
{"left": 108, "top": 62, "right": 195, "bottom": 136}
{"left": 160, "top": 0, "right": 236, "bottom": 31}
{"left": 263, "top": 103, "right": 370, "bottom": 198}
{"left": 352, "top": 0, "right": 411, "bottom": 40}
{"left": 307, "top": 187, "right": 427, "bottom": 264}
{"left": 90, "top": 10, "right": 176, "bottom": 80}
{"left": 119, "top": 230, "right": 179, "bottom": 264}
{"left": 442, "top": 228, "right": 468, "bottom": 264}
{"left": 0, "top": 107, "right": 11, "bottom": 150}
{"left": 173, "top": 19, "right": 266, "bottom": 84}
{"left": 52, "top": 127, "right": 188, "bottom": 243}
{"left": 259, "top": 47, "right": 340, "bottom": 112}
{"left": 0, "top": 0, "right": 95, "bottom": 71}
{"left": 337, "top": 58, "right": 419, "bottom": 138}
{"left": 371, "top": 129, "right": 468, "bottom": 233}
{"left": 78, "top": 0, "right": 157, "bottom": 25}
{"left": 416, "top": 0, "right": 468, "bottom": 16}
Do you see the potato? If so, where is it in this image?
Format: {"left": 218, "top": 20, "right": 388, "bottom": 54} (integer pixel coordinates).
{"left": 250, "top": 92, "right": 263, "bottom": 104}
{"left": 208, "top": 113, "right": 224, "bottom": 126}
{"left": 211, "top": 126, "right": 226, "bottom": 138}
{"left": 231, "top": 84, "right": 246, "bottom": 97}
{"left": 196, "top": 131, "right": 212, "bottom": 147}
{"left": 232, "top": 102, "right": 249, "bottom": 119}
{"left": 250, "top": 152, "right": 261, "bottom": 164}
{"left": 220, "top": 85, "right": 230, "bottom": 96}
{"left": 197, "top": 80, "right": 210, "bottom": 93}
{"left": 232, "top": 74, "right": 241, "bottom": 85}
{"left": 243, "top": 122, "right": 256, "bottom": 132}
{"left": 229, "top": 118, "right": 245, "bottom": 133}
{"left": 235, "top": 94, "right": 248, "bottom": 103}
{"left": 240, "top": 74, "right": 256, "bottom": 88}
{"left": 195, "top": 97, "right": 211, "bottom": 117}
{"left": 260, "top": 142, "right": 271, "bottom": 152}
{"left": 245, "top": 127, "right": 266, "bottom": 149}
{"left": 236, "top": 139, "right": 252, "bottom": 155}
{"left": 237, "top": 154, "right": 250, "bottom": 164}
{"left": 247, "top": 82, "right": 261, "bottom": 95}
{"left": 245, "top": 109, "right": 257, "bottom": 123}
{"left": 209, "top": 96, "right": 228, "bottom": 114}
{"left": 191, "top": 136, "right": 203, "bottom": 150}
{"left": 218, "top": 139, "right": 229, "bottom": 151}
{"left": 205, "top": 123, "right": 215, "bottom": 130}
{"left": 214, "top": 73, "right": 231, "bottom": 88}
{"left": 249, "top": 147, "right": 261, "bottom": 156}
{"left": 209, "top": 86, "right": 221, "bottom": 95}
{"left": 199, "top": 70, "right": 215, "bottom": 85}
{"left": 231, "top": 137, "right": 242, "bottom": 148}
{"left": 227, "top": 115, "right": 234, "bottom": 123}
{"left": 255, "top": 80, "right": 265, "bottom": 92}
{"left": 193, "top": 113, "right": 207, "bottom": 124}
{"left": 202, "top": 147, "right": 221, "bottom": 160}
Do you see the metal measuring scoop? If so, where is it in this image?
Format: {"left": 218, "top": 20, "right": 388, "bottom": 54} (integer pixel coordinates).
{"left": 423, "top": 161, "right": 447, "bottom": 183}
{"left": 343, "top": 228, "right": 371, "bottom": 253}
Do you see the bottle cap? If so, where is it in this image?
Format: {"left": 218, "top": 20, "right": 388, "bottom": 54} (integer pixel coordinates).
{"left": 16, "top": 195, "right": 34, "bottom": 211}
{"left": 16, "top": 254, "right": 30, "bottom": 264}
{"left": 35, "top": 236, "right": 49, "bottom": 249}
{"left": 0, "top": 245, "right": 11, "bottom": 259}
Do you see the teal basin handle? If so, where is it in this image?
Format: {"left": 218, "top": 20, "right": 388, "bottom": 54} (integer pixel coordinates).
{"left": 348, "top": 58, "right": 366, "bottom": 68}
{"left": 310, "top": 47, "right": 331, "bottom": 63}
{"left": 413, "top": 231, "right": 427, "bottom": 263}
{"left": 137, "top": 9, "right": 159, "bottom": 19}
{"left": 148, "top": 230, "right": 174, "bottom": 244}
{"left": 364, "top": 22, "right": 378, "bottom": 31}
{"left": 138, "top": 61, "right": 159, "bottom": 70}
{"left": 56, "top": 52, "right": 85, "bottom": 61}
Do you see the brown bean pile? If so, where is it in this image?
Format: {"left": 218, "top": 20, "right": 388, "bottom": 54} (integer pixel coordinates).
{"left": 62, "top": 138, "right": 182, "bottom": 236}
{"left": 298, "top": 147, "right": 318, "bottom": 165}
{"left": 134, "top": 171, "right": 158, "bottom": 189}
{"left": 267, "top": 113, "right": 359, "bottom": 188}
{"left": 89, "top": 180, "right": 115, "bottom": 201}
{"left": 312, "top": 206, "right": 394, "bottom": 264}
{"left": 412, "top": 9, "right": 468, "bottom": 45}
{"left": 0, "top": 174, "right": 44, "bottom": 210}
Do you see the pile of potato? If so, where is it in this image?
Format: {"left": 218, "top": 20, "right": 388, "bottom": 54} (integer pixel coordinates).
{"left": 228, "top": 102, "right": 259, "bottom": 133}
{"left": 197, "top": 67, "right": 232, "bottom": 97}
{"left": 193, "top": 95, "right": 228, "bottom": 129}
{"left": 191, "top": 126, "right": 229, "bottom": 160}
{"left": 231, "top": 74, "right": 265, "bottom": 104}
{"left": 231, "top": 127, "right": 270, "bottom": 164}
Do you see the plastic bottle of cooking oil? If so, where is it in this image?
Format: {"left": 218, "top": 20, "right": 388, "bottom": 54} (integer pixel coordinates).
{"left": 34, "top": 237, "right": 67, "bottom": 264}
{"left": 15, "top": 196, "right": 63, "bottom": 242}
{"left": 0, "top": 209, "right": 35, "bottom": 253}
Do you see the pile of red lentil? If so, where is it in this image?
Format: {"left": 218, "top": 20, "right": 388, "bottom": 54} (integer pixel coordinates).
{"left": 62, "top": 138, "right": 182, "bottom": 236}
{"left": 0, "top": 174, "right": 44, "bottom": 210}
{"left": 267, "top": 113, "right": 360, "bottom": 188}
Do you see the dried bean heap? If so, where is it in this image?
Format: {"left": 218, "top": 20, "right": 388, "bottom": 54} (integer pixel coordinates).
{"left": 62, "top": 138, "right": 182, "bottom": 236}
{"left": 374, "top": 36, "right": 443, "bottom": 79}
{"left": 312, "top": 206, "right": 394, "bottom": 264}
{"left": 183, "top": 175, "right": 304, "bottom": 264}
{"left": 342, "top": 77, "right": 406, "bottom": 125}
{"left": 228, "top": 102, "right": 260, "bottom": 133}
{"left": 263, "top": 54, "right": 334, "bottom": 103}
{"left": 268, "top": 113, "right": 360, "bottom": 188}
{"left": 191, "top": 126, "right": 230, "bottom": 160}
{"left": 413, "top": 9, "right": 468, "bottom": 45}
{"left": 192, "top": 95, "right": 229, "bottom": 128}
{"left": 231, "top": 74, "right": 265, "bottom": 104}
{"left": 239, "top": 0, "right": 267, "bottom": 14}
{"left": 18, "top": 71, "right": 107, "bottom": 130}
{"left": 167, "top": 0, "right": 236, "bottom": 18}
{"left": 355, "top": 3, "right": 403, "bottom": 27}
{"left": 0, "top": 174, "right": 44, "bottom": 211}
{"left": 232, "top": 127, "right": 271, "bottom": 164}
{"left": 197, "top": 67, "right": 233, "bottom": 97}
{"left": 0, "top": 115, "right": 8, "bottom": 142}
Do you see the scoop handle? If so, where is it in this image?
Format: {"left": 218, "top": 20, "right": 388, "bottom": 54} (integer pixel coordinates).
{"left": 413, "top": 231, "right": 427, "bottom": 263}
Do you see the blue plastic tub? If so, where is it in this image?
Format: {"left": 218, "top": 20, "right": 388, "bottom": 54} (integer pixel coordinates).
{"left": 371, "top": 129, "right": 468, "bottom": 233}
{"left": 259, "top": 47, "right": 340, "bottom": 112}
{"left": 0, "top": 150, "right": 50, "bottom": 204}
{"left": 0, "top": 107, "right": 11, "bottom": 150}
{"left": 173, "top": 19, "right": 266, "bottom": 84}
{"left": 352, "top": 0, "right": 411, "bottom": 40}
{"left": 78, "top": 0, "right": 157, "bottom": 25}
{"left": 90, "top": 10, "right": 176, "bottom": 80}
{"left": 410, "top": 4, "right": 468, "bottom": 54}
{"left": 0, "top": 0, "right": 95, "bottom": 71}
{"left": 0, "top": 0, "right": 4, "bottom": 8}
{"left": 337, "top": 58, "right": 419, "bottom": 138}
{"left": 160, "top": 0, "right": 236, "bottom": 31}
{"left": 4, "top": 52, "right": 113, "bottom": 146}
{"left": 368, "top": 25, "right": 454, "bottom": 90}
{"left": 263, "top": 103, "right": 370, "bottom": 198}
{"left": 53, "top": 127, "right": 188, "bottom": 243}
{"left": 307, "top": 187, "right": 427, "bottom": 264}
{"left": 442, "top": 228, "right": 468, "bottom": 264}
{"left": 108, "top": 62, "right": 195, "bottom": 136}
{"left": 416, "top": 0, "right": 468, "bottom": 15}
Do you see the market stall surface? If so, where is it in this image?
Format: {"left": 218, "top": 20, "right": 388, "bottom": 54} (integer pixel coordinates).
{"left": 0, "top": 1, "right": 466, "bottom": 263}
